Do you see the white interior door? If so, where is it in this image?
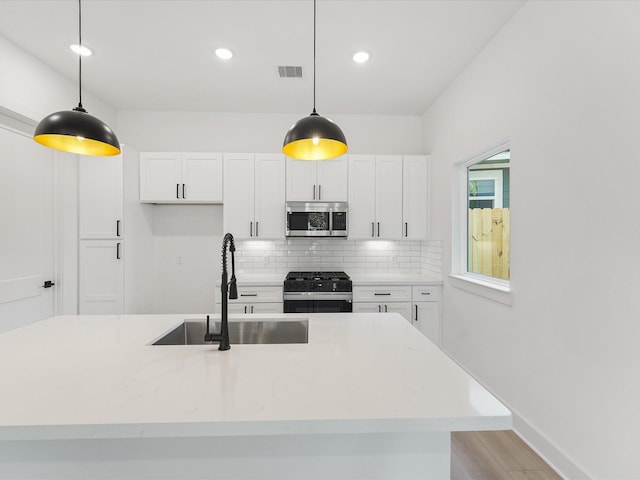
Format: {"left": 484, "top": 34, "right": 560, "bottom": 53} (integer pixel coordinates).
{"left": 0, "top": 125, "right": 56, "bottom": 332}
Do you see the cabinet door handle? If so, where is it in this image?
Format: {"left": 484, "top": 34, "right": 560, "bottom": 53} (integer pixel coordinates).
{"left": 384, "top": 304, "right": 388, "bottom": 312}
{"left": 244, "top": 305, "right": 247, "bottom": 314}
{"left": 116, "top": 220, "right": 121, "bottom": 237}
{"left": 415, "top": 305, "right": 418, "bottom": 321}
{"left": 182, "top": 184, "right": 186, "bottom": 199}
{"left": 378, "top": 304, "right": 381, "bottom": 312}
{"left": 313, "top": 185, "right": 316, "bottom": 200}
{"left": 318, "top": 184, "right": 321, "bottom": 200}
{"left": 116, "top": 242, "right": 121, "bottom": 260}
{"left": 405, "top": 222, "right": 408, "bottom": 237}
{"left": 377, "top": 222, "right": 380, "bottom": 237}
{"left": 251, "top": 305, "right": 254, "bottom": 314}
{"left": 371, "top": 222, "right": 375, "bottom": 237}
{"left": 250, "top": 221, "right": 253, "bottom": 237}
{"left": 256, "top": 221, "right": 259, "bottom": 237}
{"left": 374, "top": 292, "right": 391, "bottom": 296}
{"left": 176, "top": 184, "right": 180, "bottom": 199}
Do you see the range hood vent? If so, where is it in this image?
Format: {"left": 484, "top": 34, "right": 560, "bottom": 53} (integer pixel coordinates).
{"left": 278, "top": 66, "right": 303, "bottom": 78}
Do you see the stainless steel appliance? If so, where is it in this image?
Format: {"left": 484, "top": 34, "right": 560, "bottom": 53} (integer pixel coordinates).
{"left": 283, "top": 271, "right": 352, "bottom": 313}
{"left": 285, "top": 202, "right": 348, "bottom": 237}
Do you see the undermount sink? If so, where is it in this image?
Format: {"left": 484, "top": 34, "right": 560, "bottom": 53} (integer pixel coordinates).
{"left": 151, "top": 317, "right": 309, "bottom": 345}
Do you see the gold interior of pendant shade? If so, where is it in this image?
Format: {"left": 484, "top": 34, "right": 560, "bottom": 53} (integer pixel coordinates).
{"left": 34, "top": 133, "right": 121, "bottom": 156}
{"left": 283, "top": 138, "right": 347, "bottom": 161}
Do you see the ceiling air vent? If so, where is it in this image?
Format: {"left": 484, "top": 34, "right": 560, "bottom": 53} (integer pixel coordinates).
{"left": 277, "top": 66, "right": 303, "bottom": 78}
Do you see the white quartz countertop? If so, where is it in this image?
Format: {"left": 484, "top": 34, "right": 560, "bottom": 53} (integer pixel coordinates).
{"left": 0, "top": 313, "right": 509, "bottom": 441}
{"left": 225, "top": 273, "right": 442, "bottom": 286}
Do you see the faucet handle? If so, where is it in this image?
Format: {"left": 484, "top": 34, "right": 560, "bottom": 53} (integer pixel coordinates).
{"left": 228, "top": 276, "right": 238, "bottom": 300}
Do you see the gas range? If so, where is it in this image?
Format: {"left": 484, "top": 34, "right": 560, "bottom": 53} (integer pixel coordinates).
{"left": 284, "top": 271, "right": 352, "bottom": 293}
{"left": 283, "top": 271, "right": 353, "bottom": 312}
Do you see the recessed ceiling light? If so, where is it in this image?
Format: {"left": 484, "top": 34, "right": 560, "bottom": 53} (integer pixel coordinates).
{"left": 353, "top": 51, "right": 370, "bottom": 63}
{"left": 215, "top": 48, "right": 233, "bottom": 60}
{"left": 70, "top": 44, "right": 92, "bottom": 56}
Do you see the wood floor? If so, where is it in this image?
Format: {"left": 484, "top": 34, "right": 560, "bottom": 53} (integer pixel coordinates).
{"left": 452, "top": 430, "right": 563, "bottom": 480}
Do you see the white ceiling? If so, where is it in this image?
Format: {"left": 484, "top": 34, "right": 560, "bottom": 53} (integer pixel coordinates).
{"left": 0, "top": 0, "right": 524, "bottom": 116}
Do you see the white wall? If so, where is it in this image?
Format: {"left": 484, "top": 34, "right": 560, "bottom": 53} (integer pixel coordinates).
{"left": 116, "top": 111, "right": 425, "bottom": 155}
{"left": 117, "top": 111, "right": 426, "bottom": 313}
{"left": 422, "top": 1, "right": 640, "bottom": 478}
{"left": 0, "top": 36, "right": 116, "bottom": 129}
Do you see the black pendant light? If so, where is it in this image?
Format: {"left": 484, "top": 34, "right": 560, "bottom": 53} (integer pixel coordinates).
{"left": 34, "top": 0, "right": 120, "bottom": 156}
{"left": 283, "top": 0, "right": 347, "bottom": 161}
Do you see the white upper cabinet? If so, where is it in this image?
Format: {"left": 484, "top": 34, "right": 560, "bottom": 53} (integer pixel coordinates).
{"left": 139, "top": 152, "right": 222, "bottom": 203}
{"left": 348, "top": 154, "right": 429, "bottom": 240}
{"left": 402, "top": 155, "right": 430, "bottom": 240}
{"left": 347, "top": 155, "right": 376, "bottom": 238}
{"left": 254, "top": 154, "right": 286, "bottom": 239}
{"left": 374, "top": 155, "right": 403, "bottom": 240}
{"left": 286, "top": 156, "right": 348, "bottom": 201}
{"left": 224, "top": 153, "right": 285, "bottom": 240}
{"left": 348, "top": 155, "right": 402, "bottom": 239}
{"left": 79, "top": 153, "right": 123, "bottom": 239}
{"left": 181, "top": 153, "right": 224, "bottom": 202}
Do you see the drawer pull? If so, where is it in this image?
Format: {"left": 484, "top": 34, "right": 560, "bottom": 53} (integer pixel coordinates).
{"left": 240, "top": 293, "right": 258, "bottom": 297}
{"left": 374, "top": 293, "right": 391, "bottom": 296}
{"left": 421, "top": 292, "right": 431, "bottom": 296}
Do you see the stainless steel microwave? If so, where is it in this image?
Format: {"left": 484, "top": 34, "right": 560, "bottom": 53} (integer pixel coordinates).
{"left": 285, "top": 202, "right": 348, "bottom": 237}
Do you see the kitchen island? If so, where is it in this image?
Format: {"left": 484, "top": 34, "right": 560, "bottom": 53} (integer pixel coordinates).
{"left": 0, "top": 313, "right": 511, "bottom": 479}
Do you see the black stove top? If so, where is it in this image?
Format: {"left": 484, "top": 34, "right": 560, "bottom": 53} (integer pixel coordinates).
{"left": 284, "top": 271, "right": 352, "bottom": 293}
{"left": 285, "top": 271, "right": 350, "bottom": 282}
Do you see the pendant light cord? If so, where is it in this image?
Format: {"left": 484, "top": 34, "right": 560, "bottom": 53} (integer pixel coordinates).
{"left": 77, "top": 0, "right": 84, "bottom": 110}
{"left": 312, "top": 0, "right": 317, "bottom": 114}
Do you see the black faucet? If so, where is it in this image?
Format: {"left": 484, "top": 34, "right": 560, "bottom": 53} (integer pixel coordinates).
{"left": 204, "top": 233, "right": 238, "bottom": 350}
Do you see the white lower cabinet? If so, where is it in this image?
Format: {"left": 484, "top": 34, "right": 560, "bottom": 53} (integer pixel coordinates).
{"left": 78, "top": 240, "right": 124, "bottom": 314}
{"left": 411, "top": 286, "right": 442, "bottom": 347}
{"left": 352, "top": 285, "right": 412, "bottom": 322}
{"left": 216, "top": 285, "right": 283, "bottom": 314}
{"left": 352, "top": 301, "right": 412, "bottom": 321}
{"left": 353, "top": 284, "right": 442, "bottom": 347}
{"left": 227, "top": 303, "right": 283, "bottom": 315}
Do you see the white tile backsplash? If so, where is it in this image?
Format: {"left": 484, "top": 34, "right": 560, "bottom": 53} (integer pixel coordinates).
{"left": 234, "top": 239, "right": 443, "bottom": 277}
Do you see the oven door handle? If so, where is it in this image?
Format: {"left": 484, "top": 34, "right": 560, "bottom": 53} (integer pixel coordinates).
{"left": 283, "top": 292, "right": 353, "bottom": 301}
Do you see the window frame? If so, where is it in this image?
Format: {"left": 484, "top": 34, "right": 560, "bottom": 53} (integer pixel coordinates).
{"left": 450, "top": 141, "right": 512, "bottom": 305}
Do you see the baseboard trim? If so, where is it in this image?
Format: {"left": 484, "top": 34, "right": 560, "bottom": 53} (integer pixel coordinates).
{"left": 440, "top": 346, "right": 591, "bottom": 480}
{"left": 511, "top": 410, "right": 591, "bottom": 480}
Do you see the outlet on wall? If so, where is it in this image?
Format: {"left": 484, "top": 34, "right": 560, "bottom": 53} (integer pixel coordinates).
{"left": 177, "top": 256, "right": 184, "bottom": 265}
